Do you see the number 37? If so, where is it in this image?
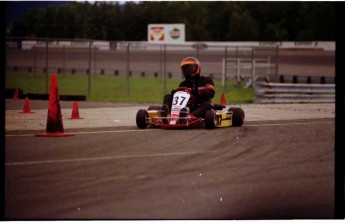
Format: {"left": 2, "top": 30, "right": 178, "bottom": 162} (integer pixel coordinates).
{"left": 173, "top": 96, "right": 186, "bottom": 105}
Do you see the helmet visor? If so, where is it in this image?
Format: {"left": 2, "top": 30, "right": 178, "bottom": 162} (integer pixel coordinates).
{"left": 181, "top": 64, "right": 197, "bottom": 78}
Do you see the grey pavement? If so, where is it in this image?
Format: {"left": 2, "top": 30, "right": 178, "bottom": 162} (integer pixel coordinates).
{"left": 5, "top": 99, "right": 335, "bottom": 131}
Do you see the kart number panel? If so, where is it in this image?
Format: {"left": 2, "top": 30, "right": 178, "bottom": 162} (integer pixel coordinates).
{"left": 170, "top": 91, "right": 190, "bottom": 125}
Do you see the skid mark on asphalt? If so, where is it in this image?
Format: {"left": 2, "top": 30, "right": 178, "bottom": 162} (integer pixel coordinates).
{"left": 245, "top": 121, "right": 332, "bottom": 127}
{"left": 5, "top": 150, "right": 219, "bottom": 167}
{"left": 5, "top": 121, "right": 333, "bottom": 137}
{"left": 191, "top": 181, "right": 212, "bottom": 198}
{"left": 5, "top": 129, "right": 159, "bottom": 137}
{"left": 5, "top": 120, "right": 332, "bottom": 167}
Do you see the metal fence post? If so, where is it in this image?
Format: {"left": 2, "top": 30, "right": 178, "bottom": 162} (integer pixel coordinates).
{"left": 45, "top": 39, "right": 48, "bottom": 94}
{"left": 237, "top": 58, "right": 240, "bottom": 85}
{"left": 160, "top": 45, "right": 163, "bottom": 79}
{"left": 276, "top": 45, "right": 279, "bottom": 79}
{"left": 88, "top": 40, "right": 92, "bottom": 97}
{"left": 252, "top": 46, "right": 255, "bottom": 88}
{"left": 126, "top": 43, "right": 130, "bottom": 96}
{"left": 223, "top": 46, "right": 228, "bottom": 92}
{"left": 62, "top": 45, "right": 65, "bottom": 78}
{"left": 94, "top": 46, "right": 97, "bottom": 75}
{"left": 163, "top": 44, "right": 167, "bottom": 95}
{"left": 34, "top": 45, "right": 37, "bottom": 77}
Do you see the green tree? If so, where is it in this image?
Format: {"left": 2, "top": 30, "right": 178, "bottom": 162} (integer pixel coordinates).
{"left": 7, "top": 1, "right": 335, "bottom": 41}
{"left": 227, "top": 10, "right": 259, "bottom": 40}
{"left": 182, "top": 1, "right": 211, "bottom": 41}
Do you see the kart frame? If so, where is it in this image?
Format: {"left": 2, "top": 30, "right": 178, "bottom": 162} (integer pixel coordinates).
{"left": 136, "top": 104, "right": 244, "bottom": 130}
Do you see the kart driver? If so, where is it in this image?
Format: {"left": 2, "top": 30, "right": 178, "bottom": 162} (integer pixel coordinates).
{"left": 162, "top": 57, "right": 215, "bottom": 122}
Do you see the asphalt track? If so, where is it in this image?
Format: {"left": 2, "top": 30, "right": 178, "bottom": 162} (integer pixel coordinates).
{"left": 4, "top": 100, "right": 335, "bottom": 219}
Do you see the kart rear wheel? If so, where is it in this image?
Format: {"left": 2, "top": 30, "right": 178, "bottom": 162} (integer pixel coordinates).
{"left": 228, "top": 107, "right": 245, "bottom": 126}
{"left": 136, "top": 109, "right": 148, "bottom": 129}
{"left": 205, "top": 110, "right": 216, "bottom": 129}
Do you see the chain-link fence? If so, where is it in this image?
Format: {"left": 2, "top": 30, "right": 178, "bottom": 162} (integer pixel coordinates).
{"left": 6, "top": 38, "right": 279, "bottom": 96}
{"left": 6, "top": 38, "right": 334, "bottom": 98}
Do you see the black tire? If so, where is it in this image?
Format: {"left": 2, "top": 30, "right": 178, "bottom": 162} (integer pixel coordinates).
{"left": 228, "top": 107, "right": 245, "bottom": 127}
{"left": 136, "top": 109, "right": 148, "bottom": 129}
{"left": 205, "top": 110, "right": 216, "bottom": 129}
{"left": 161, "top": 104, "right": 170, "bottom": 124}
{"left": 147, "top": 106, "right": 161, "bottom": 110}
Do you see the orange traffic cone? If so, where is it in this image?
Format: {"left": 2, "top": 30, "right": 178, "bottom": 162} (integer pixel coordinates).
{"left": 19, "top": 97, "right": 35, "bottom": 114}
{"left": 68, "top": 101, "right": 83, "bottom": 119}
{"left": 220, "top": 93, "right": 227, "bottom": 106}
{"left": 13, "top": 88, "right": 19, "bottom": 100}
{"left": 35, "top": 74, "right": 74, "bottom": 137}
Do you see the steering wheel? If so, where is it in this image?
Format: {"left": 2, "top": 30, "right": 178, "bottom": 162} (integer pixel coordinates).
{"left": 175, "top": 86, "right": 192, "bottom": 92}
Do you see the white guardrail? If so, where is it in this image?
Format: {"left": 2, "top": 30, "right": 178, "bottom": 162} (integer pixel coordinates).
{"left": 254, "top": 81, "right": 335, "bottom": 103}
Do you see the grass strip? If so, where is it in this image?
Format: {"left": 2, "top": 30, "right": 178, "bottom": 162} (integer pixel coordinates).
{"left": 6, "top": 72, "right": 254, "bottom": 104}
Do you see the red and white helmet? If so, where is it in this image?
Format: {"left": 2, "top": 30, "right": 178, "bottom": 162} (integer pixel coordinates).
{"left": 180, "top": 57, "right": 201, "bottom": 80}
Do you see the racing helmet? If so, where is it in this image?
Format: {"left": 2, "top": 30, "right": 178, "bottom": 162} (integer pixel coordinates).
{"left": 181, "top": 57, "right": 201, "bottom": 80}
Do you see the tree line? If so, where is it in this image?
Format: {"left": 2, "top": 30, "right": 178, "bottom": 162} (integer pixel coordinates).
{"left": 7, "top": 1, "right": 335, "bottom": 41}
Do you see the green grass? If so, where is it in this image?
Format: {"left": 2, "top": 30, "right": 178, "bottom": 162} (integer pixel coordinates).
{"left": 6, "top": 72, "right": 254, "bottom": 104}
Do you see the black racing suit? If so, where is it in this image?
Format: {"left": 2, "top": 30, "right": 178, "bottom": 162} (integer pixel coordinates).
{"left": 163, "top": 75, "right": 215, "bottom": 118}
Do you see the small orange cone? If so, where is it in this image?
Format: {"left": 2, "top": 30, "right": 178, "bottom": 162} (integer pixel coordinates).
{"left": 220, "top": 93, "right": 226, "bottom": 106}
{"left": 35, "top": 74, "right": 74, "bottom": 137}
{"left": 19, "top": 97, "right": 35, "bottom": 114}
{"left": 13, "top": 88, "right": 19, "bottom": 100}
{"left": 68, "top": 101, "right": 83, "bottom": 119}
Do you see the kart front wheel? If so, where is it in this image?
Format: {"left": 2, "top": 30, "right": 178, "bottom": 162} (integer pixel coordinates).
{"left": 228, "top": 107, "right": 245, "bottom": 127}
{"left": 205, "top": 110, "right": 216, "bottom": 129}
{"left": 136, "top": 109, "right": 148, "bottom": 129}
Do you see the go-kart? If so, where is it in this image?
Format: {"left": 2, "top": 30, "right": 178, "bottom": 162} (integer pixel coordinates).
{"left": 136, "top": 87, "right": 245, "bottom": 129}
